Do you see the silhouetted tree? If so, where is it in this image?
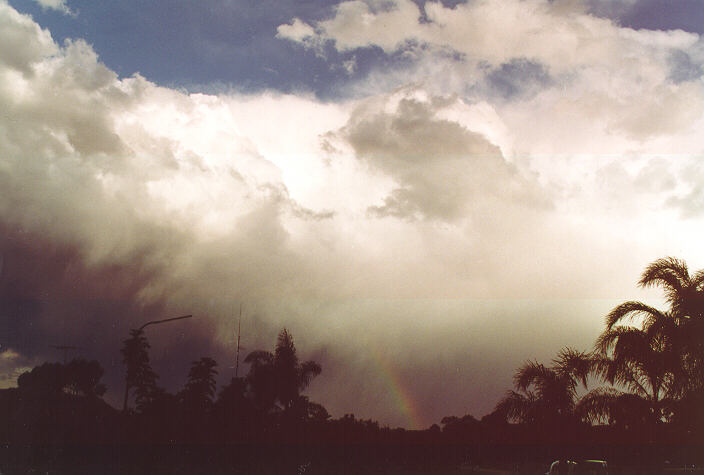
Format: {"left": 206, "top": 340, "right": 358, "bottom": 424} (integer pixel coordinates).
{"left": 62, "top": 358, "right": 107, "bottom": 397}
{"left": 605, "top": 257, "right": 704, "bottom": 396}
{"left": 581, "top": 326, "right": 678, "bottom": 431}
{"left": 17, "top": 359, "right": 106, "bottom": 399}
{"left": 216, "top": 377, "right": 248, "bottom": 412}
{"left": 181, "top": 357, "right": 218, "bottom": 413}
{"left": 274, "top": 329, "right": 321, "bottom": 410}
{"left": 121, "top": 329, "right": 157, "bottom": 412}
{"left": 244, "top": 329, "right": 322, "bottom": 421}
{"left": 17, "top": 362, "right": 67, "bottom": 398}
{"left": 214, "top": 376, "right": 252, "bottom": 440}
{"left": 441, "top": 414, "right": 481, "bottom": 444}
{"left": 577, "top": 387, "right": 655, "bottom": 431}
{"left": 288, "top": 395, "right": 331, "bottom": 424}
{"left": 587, "top": 257, "right": 704, "bottom": 441}
{"left": 244, "top": 349, "right": 277, "bottom": 415}
{"left": 9, "top": 359, "right": 115, "bottom": 444}
{"left": 496, "top": 347, "right": 591, "bottom": 432}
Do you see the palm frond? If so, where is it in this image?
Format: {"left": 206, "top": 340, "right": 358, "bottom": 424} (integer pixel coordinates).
{"left": 639, "top": 257, "right": 688, "bottom": 291}
{"left": 605, "top": 301, "right": 667, "bottom": 330}
{"left": 596, "top": 326, "right": 639, "bottom": 354}
{"left": 642, "top": 311, "right": 678, "bottom": 339}
{"left": 495, "top": 390, "right": 532, "bottom": 423}
{"left": 692, "top": 269, "right": 704, "bottom": 290}
{"left": 244, "top": 350, "right": 274, "bottom": 366}
{"left": 553, "top": 347, "right": 593, "bottom": 388}
{"left": 639, "top": 257, "right": 690, "bottom": 309}
{"left": 514, "top": 360, "right": 552, "bottom": 392}
{"left": 576, "top": 387, "right": 623, "bottom": 424}
{"left": 298, "top": 360, "right": 322, "bottom": 390}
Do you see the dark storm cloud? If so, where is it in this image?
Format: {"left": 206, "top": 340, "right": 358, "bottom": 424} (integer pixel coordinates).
{"left": 0, "top": 222, "right": 251, "bottom": 403}
{"left": 0, "top": 3, "right": 323, "bottom": 404}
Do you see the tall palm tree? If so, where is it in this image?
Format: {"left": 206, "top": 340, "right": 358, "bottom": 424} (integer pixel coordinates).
{"left": 496, "top": 347, "right": 591, "bottom": 426}
{"left": 577, "top": 326, "right": 678, "bottom": 433}
{"left": 181, "top": 357, "right": 218, "bottom": 413}
{"left": 244, "top": 329, "right": 322, "bottom": 413}
{"left": 605, "top": 257, "right": 704, "bottom": 394}
{"left": 638, "top": 257, "right": 704, "bottom": 321}
{"left": 273, "top": 329, "right": 321, "bottom": 410}
{"left": 244, "top": 350, "right": 277, "bottom": 414}
{"left": 121, "top": 329, "right": 158, "bottom": 412}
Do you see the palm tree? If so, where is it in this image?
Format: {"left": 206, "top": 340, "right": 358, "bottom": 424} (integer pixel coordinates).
{"left": 577, "top": 326, "right": 678, "bottom": 435}
{"left": 273, "top": 329, "right": 321, "bottom": 410}
{"left": 592, "top": 258, "right": 704, "bottom": 438}
{"left": 244, "top": 329, "right": 322, "bottom": 413}
{"left": 638, "top": 257, "right": 704, "bottom": 321}
{"left": 181, "top": 357, "right": 218, "bottom": 413}
{"left": 605, "top": 257, "right": 704, "bottom": 394}
{"left": 496, "top": 347, "right": 591, "bottom": 428}
{"left": 244, "top": 349, "right": 277, "bottom": 414}
{"left": 121, "top": 329, "right": 158, "bottom": 412}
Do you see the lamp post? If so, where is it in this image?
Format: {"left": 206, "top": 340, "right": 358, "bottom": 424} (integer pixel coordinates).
{"left": 122, "top": 314, "right": 192, "bottom": 412}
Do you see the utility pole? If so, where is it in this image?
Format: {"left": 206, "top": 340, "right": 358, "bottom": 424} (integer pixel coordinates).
{"left": 122, "top": 314, "right": 193, "bottom": 412}
{"left": 137, "top": 314, "right": 193, "bottom": 332}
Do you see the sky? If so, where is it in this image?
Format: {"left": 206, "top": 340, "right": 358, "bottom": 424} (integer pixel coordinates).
{"left": 1, "top": 0, "right": 703, "bottom": 429}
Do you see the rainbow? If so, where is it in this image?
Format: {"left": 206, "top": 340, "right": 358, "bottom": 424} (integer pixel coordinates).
{"left": 371, "top": 348, "right": 424, "bottom": 430}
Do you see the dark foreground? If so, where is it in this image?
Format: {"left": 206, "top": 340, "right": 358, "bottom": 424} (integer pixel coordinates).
{"left": 2, "top": 443, "right": 703, "bottom": 475}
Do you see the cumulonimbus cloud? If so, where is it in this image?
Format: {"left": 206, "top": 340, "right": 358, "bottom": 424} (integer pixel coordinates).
{"left": 2, "top": 0, "right": 704, "bottom": 428}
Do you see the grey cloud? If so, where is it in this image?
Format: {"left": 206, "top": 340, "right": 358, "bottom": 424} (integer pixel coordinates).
{"left": 483, "top": 58, "right": 554, "bottom": 100}
{"left": 617, "top": 0, "right": 704, "bottom": 34}
{"left": 259, "top": 184, "right": 335, "bottom": 221}
{"left": 339, "top": 90, "right": 550, "bottom": 221}
{"left": 668, "top": 50, "right": 703, "bottom": 84}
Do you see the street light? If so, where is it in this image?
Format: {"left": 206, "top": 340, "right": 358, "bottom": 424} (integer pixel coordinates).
{"left": 138, "top": 314, "right": 193, "bottom": 332}
{"left": 122, "top": 314, "right": 193, "bottom": 412}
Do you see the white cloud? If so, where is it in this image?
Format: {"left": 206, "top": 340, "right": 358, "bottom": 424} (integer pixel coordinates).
{"left": 276, "top": 18, "right": 325, "bottom": 54}
{"left": 0, "top": 1, "right": 57, "bottom": 74}
{"left": 291, "top": 0, "right": 699, "bottom": 72}
{"left": 276, "top": 17, "right": 316, "bottom": 42}
{"left": 279, "top": 0, "right": 704, "bottom": 145}
{"left": 32, "top": 0, "right": 74, "bottom": 16}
